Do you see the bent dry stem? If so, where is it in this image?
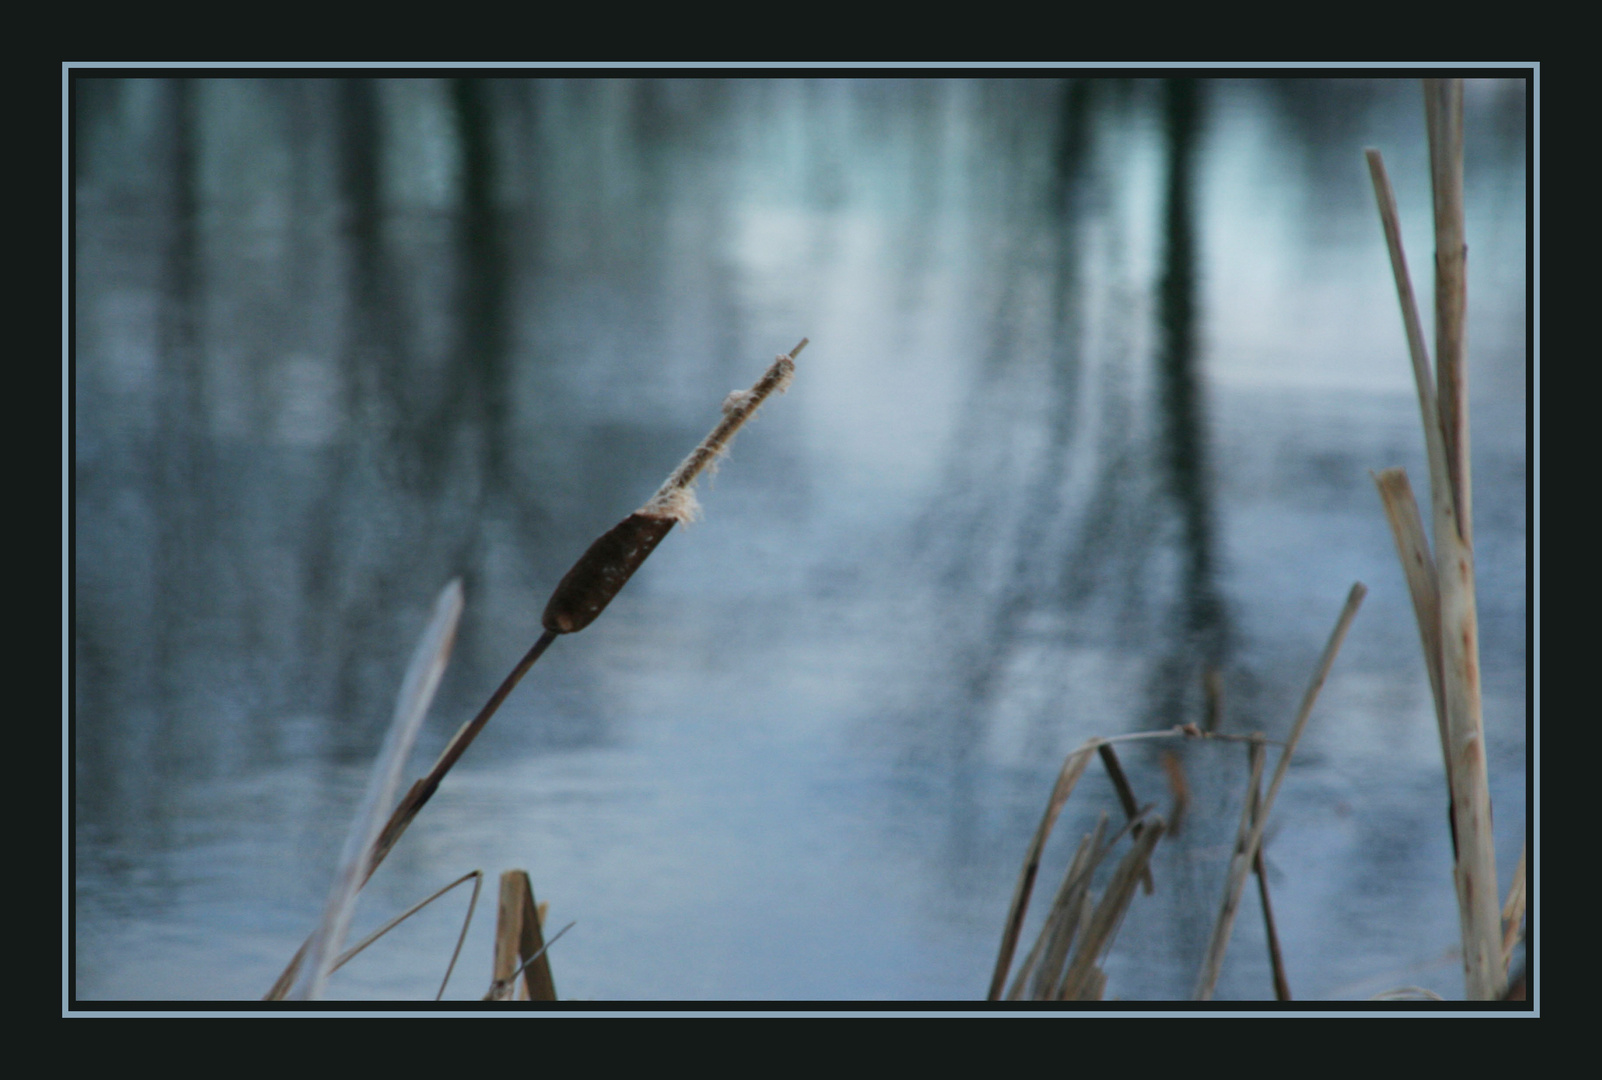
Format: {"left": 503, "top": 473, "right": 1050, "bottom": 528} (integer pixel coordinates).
{"left": 268, "top": 339, "right": 807, "bottom": 1000}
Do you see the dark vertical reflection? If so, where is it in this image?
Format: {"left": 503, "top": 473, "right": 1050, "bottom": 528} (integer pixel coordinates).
{"left": 153, "top": 79, "right": 207, "bottom": 713}
{"left": 1144, "top": 79, "right": 1235, "bottom": 990}
{"left": 446, "top": 77, "right": 514, "bottom": 498}
{"left": 907, "top": 81, "right": 1104, "bottom": 758}
{"left": 311, "top": 77, "right": 416, "bottom": 740}
{"left": 1152, "top": 79, "right": 1227, "bottom": 710}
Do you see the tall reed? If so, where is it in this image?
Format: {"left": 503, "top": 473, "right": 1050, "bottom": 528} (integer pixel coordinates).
{"left": 1365, "top": 79, "right": 1504, "bottom": 1000}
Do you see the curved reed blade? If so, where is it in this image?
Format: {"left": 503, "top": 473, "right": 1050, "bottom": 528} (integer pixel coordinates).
{"left": 288, "top": 580, "right": 465, "bottom": 1001}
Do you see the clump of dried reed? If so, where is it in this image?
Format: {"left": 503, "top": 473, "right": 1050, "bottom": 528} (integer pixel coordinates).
{"left": 988, "top": 585, "right": 1365, "bottom": 1002}
{"left": 1364, "top": 80, "right": 1520, "bottom": 1001}
{"left": 268, "top": 340, "right": 808, "bottom": 1001}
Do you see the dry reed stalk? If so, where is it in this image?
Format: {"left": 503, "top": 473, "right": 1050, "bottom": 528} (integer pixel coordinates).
{"left": 1364, "top": 150, "right": 1454, "bottom": 521}
{"left": 1194, "top": 584, "right": 1365, "bottom": 1000}
{"left": 1371, "top": 469, "right": 1450, "bottom": 768}
{"left": 1246, "top": 750, "right": 1291, "bottom": 1000}
{"left": 1252, "top": 848, "right": 1289, "bottom": 1000}
{"left": 1097, "top": 744, "right": 1155, "bottom": 894}
{"left": 1423, "top": 81, "right": 1500, "bottom": 1001}
{"left": 1056, "top": 813, "right": 1165, "bottom": 1000}
{"left": 1367, "top": 83, "right": 1501, "bottom": 998}
{"left": 1194, "top": 738, "right": 1268, "bottom": 1001}
{"left": 488, "top": 870, "right": 557, "bottom": 1002}
{"left": 987, "top": 743, "right": 1100, "bottom": 999}
{"left": 1424, "top": 80, "right": 1472, "bottom": 538}
{"left": 285, "top": 581, "right": 464, "bottom": 1001}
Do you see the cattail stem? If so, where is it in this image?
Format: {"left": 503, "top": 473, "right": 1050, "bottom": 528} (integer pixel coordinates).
{"left": 365, "top": 629, "right": 560, "bottom": 881}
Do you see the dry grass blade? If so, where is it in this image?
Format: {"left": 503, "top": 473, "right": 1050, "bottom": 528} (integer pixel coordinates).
{"left": 1057, "top": 814, "right": 1166, "bottom": 1000}
{"left": 987, "top": 742, "right": 1100, "bottom": 1000}
{"left": 318, "top": 869, "right": 485, "bottom": 1002}
{"left": 1007, "top": 813, "right": 1108, "bottom": 1001}
{"left": 490, "top": 870, "right": 558, "bottom": 1002}
{"left": 1247, "top": 752, "right": 1291, "bottom": 1001}
{"left": 286, "top": 580, "right": 464, "bottom": 1001}
{"left": 1194, "top": 584, "right": 1365, "bottom": 1000}
{"left": 485, "top": 923, "right": 574, "bottom": 1002}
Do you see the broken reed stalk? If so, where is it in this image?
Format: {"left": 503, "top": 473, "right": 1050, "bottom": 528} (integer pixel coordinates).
{"left": 488, "top": 870, "right": 557, "bottom": 1001}
{"left": 1367, "top": 81, "right": 1502, "bottom": 1000}
{"left": 268, "top": 340, "right": 807, "bottom": 1000}
{"left": 1371, "top": 469, "right": 1451, "bottom": 773}
{"left": 1194, "top": 583, "right": 1365, "bottom": 1000}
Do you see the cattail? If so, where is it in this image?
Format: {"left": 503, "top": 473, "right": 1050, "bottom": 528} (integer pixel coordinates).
{"left": 270, "top": 339, "right": 808, "bottom": 999}
{"left": 541, "top": 338, "right": 806, "bottom": 635}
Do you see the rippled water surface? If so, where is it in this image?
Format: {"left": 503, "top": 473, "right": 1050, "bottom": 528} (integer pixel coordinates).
{"left": 72, "top": 76, "right": 1530, "bottom": 1004}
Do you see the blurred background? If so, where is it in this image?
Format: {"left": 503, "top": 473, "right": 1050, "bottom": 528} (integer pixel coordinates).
{"left": 71, "top": 75, "right": 1529, "bottom": 1002}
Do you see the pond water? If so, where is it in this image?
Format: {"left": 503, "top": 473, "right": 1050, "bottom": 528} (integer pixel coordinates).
{"left": 71, "top": 75, "right": 1530, "bottom": 1005}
